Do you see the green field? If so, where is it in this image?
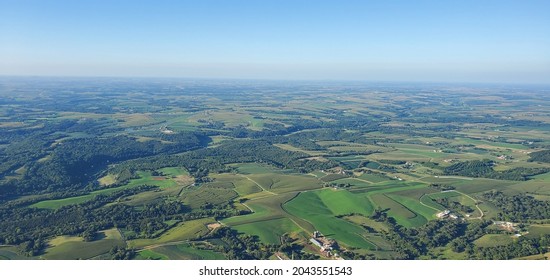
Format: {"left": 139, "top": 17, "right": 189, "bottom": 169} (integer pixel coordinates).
{"left": 248, "top": 173, "right": 322, "bottom": 193}
{"left": 283, "top": 191, "right": 376, "bottom": 249}
{"left": 474, "top": 234, "right": 514, "bottom": 247}
{"left": 358, "top": 173, "right": 390, "bottom": 183}
{"left": 180, "top": 184, "right": 238, "bottom": 209}
{"left": 222, "top": 192, "right": 303, "bottom": 228}
{"left": 0, "top": 246, "right": 28, "bottom": 260}
{"left": 387, "top": 194, "right": 438, "bottom": 220}
{"left": 320, "top": 173, "right": 348, "bottom": 182}
{"left": 233, "top": 217, "right": 302, "bottom": 244}
{"left": 137, "top": 243, "right": 225, "bottom": 260}
{"left": 419, "top": 194, "right": 446, "bottom": 211}
{"left": 138, "top": 249, "right": 169, "bottom": 260}
{"left": 317, "top": 188, "right": 374, "bottom": 216}
{"left": 128, "top": 218, "right": 214, "bottom": 248}
{"left": 527, "top": 224, "right": 550, "bottom": 237}
{"left": 370, "top": 194, "right": 427, "bottom": 228}
{"left": 211, "top": 173, "right": 262, "bottom": 196}
{"left": 31, "top": 170, "right": 179, "bottom": 209}
{"left": 43, "top": 228, "right": 124, "bottom": 260}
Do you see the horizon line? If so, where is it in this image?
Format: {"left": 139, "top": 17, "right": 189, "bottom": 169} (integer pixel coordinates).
{"left": 1, "top": 74, "right": 549, "bottom": 87}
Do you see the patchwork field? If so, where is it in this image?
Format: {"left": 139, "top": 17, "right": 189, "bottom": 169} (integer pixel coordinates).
{"left": 283, "top": 191, "right": 377, "bottom": 249}
{"left": 3, "top": 79, "right": 550, "bottom": 260}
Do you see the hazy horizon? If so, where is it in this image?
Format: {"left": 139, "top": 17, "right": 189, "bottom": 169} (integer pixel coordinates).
{"left": 1, "top": 0, "right": 549, "bottom": 84}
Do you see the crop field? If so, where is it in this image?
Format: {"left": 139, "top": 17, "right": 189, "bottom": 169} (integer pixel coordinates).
{"left": 283, "top": 191, "right": 377, "bottom": 249}
{"left": 319, "top": 173, "right": 348, "bottom": 182}
{"left": 223, "top": 202, "right": 278, "bottom": 226}
{"left": 506, "top": 180, "right": 550, "bottom": 195}
{"left": 358, "top": 173, "right": 390, "bottom": 183}
{"left": 387, "top": 194, "right": 438, "bottom": 220}
{"left": 180, "top": 185, "right": 238, "bottom": 209}
{"left": 247, "top": 173, "right": 322, "bottom": 193}
{"left": 452, "top": 178, "right": 516, "bottom": 194}
{"left": 317, "top": 189, "right": 374, "bottom": 216}
{"left": 233, "top": 217, "right": 302, "bottom": 244}
{"left": 137, "top": 249, "right": 169, "bottom": 260}
{"left": 390, "top": 143, "right": 451, "bottom": 159}
{"left": 419, "top": 195, "right": 446, "bottom": 211}
{"left": 370, "top": 194, "right": 427, "bottom": 228}
{"left": 128, "top": 218, "right": 214, "bottom": 248}
{"left": 212, "top": 173, "right": 262, "bottom": 196}
{"left": 343, "top": 214, "right": 389, "bottom": 232}
{"left": 137, "top": 243, "right": 225, "bottom": 260}
{"left": 222, "top": 192, "right": 315, "bottom": 231}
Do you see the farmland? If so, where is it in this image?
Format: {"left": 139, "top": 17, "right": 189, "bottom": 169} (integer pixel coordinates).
{"left": 1, "top": 78, "right": 550, "bottom": 259}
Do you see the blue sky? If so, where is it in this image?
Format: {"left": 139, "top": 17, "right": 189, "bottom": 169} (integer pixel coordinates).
{"left": 1, "top": 0, "right": 549, "bottom": 83}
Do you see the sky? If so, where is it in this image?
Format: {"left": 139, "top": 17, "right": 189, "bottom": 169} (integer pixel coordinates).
{"left": 1, "top": 0, "right": 549, "bottom": 83}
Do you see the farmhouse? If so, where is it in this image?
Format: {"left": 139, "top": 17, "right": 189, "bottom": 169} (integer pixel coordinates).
{"left": 437, "top": 210, "right": 451, "bottom": 218}
{"left": 494, "top": 221, "right": 519, "bottom": 232}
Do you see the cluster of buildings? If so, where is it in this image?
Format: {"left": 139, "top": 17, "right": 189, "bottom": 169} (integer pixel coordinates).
{"left": 159, "top": 125, "right": 174, "bottom": 134}
{"left": 493, "top": 221, "right": 526, "bottom": 237}
{"left": 436, "top": 209, "right": 459, "bottom": 220}
{"left": 309, "top": 231, "right": 339, "bottom": 257}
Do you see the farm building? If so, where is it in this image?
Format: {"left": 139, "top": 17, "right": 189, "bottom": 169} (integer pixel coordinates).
{"left": 310, "top": 238, "right": 323, "bottom": 248}
{"left": 437, "top": 210, "right": 450, "bottom": 218}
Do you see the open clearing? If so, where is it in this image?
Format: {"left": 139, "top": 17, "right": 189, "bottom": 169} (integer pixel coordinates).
{"left": 43, "top": 228, "right": 124, "bottom": 260}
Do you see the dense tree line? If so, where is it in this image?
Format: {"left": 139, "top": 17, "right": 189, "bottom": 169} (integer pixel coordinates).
{"left": 429, "top": 184, "right": 455, "bottom": 191}
{"left": 444, "top": 159, "right": 548, "bottom": 181}
{"left": 471, "top": 235, "right": 549, "bottom": 260}
{"left": 482, "top": 191, "right": 550, "bottom": 222}
{"left": 528, "top": 149, "right": 550, "bottom": 163}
